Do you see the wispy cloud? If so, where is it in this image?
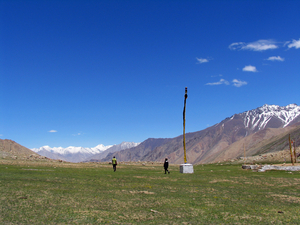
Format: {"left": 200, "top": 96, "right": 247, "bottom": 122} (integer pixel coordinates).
{"left": 72, "top": 133, "right": 82, "bottom": 136}
{"left": 210, "top": 74, "right": 223, "bottom": 78}
{"left": 206, "top": 79, "right": 229, "bottom": 86}
{"left": 243, "top": 65, "right": 258, "bottom": 72}
{"left": 286, "top": 38, "right": 300, "bottom": 49}
{"left": 196, "top": 57, "right": 210, "bottom": 64}
{"left": 232, "top": 79, "right": 247, "bottom": 87}
{"left": 206, "top": 78, "right": 247, "bottom": 87}
{"left": 48, "top": 130, "right": 57, "bottom": 133}
{"left": 228, "top": 42, "right": 245, "bottom": 50}
{"left": 267, "top": 56, "right": 284, "bottom": 61}
{"left": 229, "top": 40, "right": 278, "bottom": 51}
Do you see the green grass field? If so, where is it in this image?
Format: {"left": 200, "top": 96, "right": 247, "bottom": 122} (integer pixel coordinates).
{"left": 1, "top": 161, "right": 300, "bottom": 224}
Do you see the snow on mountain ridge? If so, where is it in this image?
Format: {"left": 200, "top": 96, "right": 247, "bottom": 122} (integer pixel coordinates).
{"left": 32, "top": 144, "right": 113, "bottom": 155}
{"left": 243, "top": 104, "right": 300, "bottom": 130}
{"left": 118, "top": 141, "right": 140, "bottom": 149}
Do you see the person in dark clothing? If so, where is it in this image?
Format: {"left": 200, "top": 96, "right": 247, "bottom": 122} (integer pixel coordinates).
{"left": 164, "top": 158, "right": 170, "bottom": 174}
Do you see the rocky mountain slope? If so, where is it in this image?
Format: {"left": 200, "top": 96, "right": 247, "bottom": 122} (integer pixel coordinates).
{"left": 0, "top": 139, "right": 40, "bottom": 159}
{"left": 212, "top": 122, "right": 300, "bottom": 163}
{"left": 102, "top": 138, "right": 172, "bottom": 162}
{"left": 101, "top": 104, "right": 300, "bottom": 164}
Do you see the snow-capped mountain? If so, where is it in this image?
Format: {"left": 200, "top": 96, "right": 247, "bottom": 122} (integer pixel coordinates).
{"left": 101, "top": 104, "right": 300, "bottom": 164}
{"left": 32, "top": 144, "right": 112, "bottom": 156}
{"left": 240, "top": 104, "right": 300, "bottom": 131}
{"left": 31, "top": 142, "right": 139, "bottom": 163}
{"left": 84, "top": 142, "right": 141, "bottom": 162}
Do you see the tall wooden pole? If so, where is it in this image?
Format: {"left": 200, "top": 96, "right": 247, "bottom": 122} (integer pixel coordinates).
{"left": 183, "top": 87, "right": 188, "bottom": 164}
{"left": 289, "top": 135, "right": 293, "bottom": 164}
{"left": 244, "top": 144, "right": 246, "bottom": 164}
{"left": 293, "top": 141, "right": 297, "bottom": 163}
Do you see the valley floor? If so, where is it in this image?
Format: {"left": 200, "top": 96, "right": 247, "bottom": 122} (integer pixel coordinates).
{"left": 1, "top": 158, "right": 300, "bottom": 224}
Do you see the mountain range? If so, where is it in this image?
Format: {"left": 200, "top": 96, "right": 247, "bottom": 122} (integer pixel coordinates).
{"left": 31, "top": 142, "right": 140, "bottom": 163}
{"left": 12, "top": 103, "right": 300, "bottom": 164}
{"left": 99, "top": 104, "right": 300, "bottom": 164}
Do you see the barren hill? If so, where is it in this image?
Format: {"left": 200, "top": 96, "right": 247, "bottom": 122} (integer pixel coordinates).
{"left": 0, "top": 139, "right": 40, "bottom": 159}
{"left": 212, "top": 123, "right": 300, "bottom": 163}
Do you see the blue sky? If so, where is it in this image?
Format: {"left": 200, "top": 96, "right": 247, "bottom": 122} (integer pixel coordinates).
{"left": 1, "top": 0, "right": 300, "bottom": 149}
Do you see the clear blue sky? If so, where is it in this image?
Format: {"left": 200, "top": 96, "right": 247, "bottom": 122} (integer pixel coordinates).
{"left": 1, "top": 0, "right": 300, "bottom": 149}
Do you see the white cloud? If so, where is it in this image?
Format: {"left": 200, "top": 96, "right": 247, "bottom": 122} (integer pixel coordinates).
{"left": 243, "top": 65, "right": 258, "bottom": 72}
{"left": 48, "top": 130, "right": 57, "bottom": 133}
{"left": 286, "top": 39, "right": 300, "bottom": 49}
{"left": 267, "top": 56, "right": 284, "bottom": 61}
{"left": 196, "top": 57, "right": 209, "bottom": 64}
{"left": 232, "top": 79, "right": 247, "bottom": 87}
{"left": 228, "top": 42, "right": 245, "bottom": 50}
{"left": 0, "top": 134, "right": 3, "bottom": 137}
{"left": 229, "top": 40, "right": 278, "bottom": 51}
{"left": 244, "top": 40, "right": 278, "bottom": 51}
{"left": 206, "top": 79, "right": 229, "bottom": 86}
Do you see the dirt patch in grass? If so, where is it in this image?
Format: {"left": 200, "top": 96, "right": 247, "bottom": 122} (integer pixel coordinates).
{"left": 129, "top": 190, "right": 155, "bottom": 195}
{"left": 133, "top": 176, "right": 146, "bottom": 178}
{"left": 270, "top": 194, "right": 300, "bottom": 203}
{"left": 209, "top": 179, "right": 239, "bottom": 184}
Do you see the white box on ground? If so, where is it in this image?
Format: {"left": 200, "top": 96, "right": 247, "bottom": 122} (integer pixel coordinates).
{"left": 180, "top": 163, "right": 194, "bottom": 173}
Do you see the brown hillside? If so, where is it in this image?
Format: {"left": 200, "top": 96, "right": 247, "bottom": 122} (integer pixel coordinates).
{"left": 101, "top": 121, "right": 300, "bottom": 165}
{"left": 0, "top": 139, "right": 40, "bottom": 159}
{"left": 211, "top": 126, "right": 294, "bottom": 163}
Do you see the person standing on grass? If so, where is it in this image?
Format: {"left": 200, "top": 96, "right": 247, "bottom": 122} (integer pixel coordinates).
{"left": 164, "top": 158, "right": 170, "bottom": 174}
{"left": 112, "top": 156, "right": 117, "bottom": 172}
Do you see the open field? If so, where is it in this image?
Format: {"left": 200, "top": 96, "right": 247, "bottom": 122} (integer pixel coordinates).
{"left": 1, "top": 159, "right": 300, "bottom": 224}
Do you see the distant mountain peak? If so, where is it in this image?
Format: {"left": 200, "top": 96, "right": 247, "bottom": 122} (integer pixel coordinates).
{"left": 258, "top": 103, "right": 298, "bottom": 111}
{"left": 241, "top": 104, "right": 300, "bottom": 131}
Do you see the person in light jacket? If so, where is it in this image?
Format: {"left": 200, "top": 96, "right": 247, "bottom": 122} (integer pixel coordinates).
{"left": 112, "top": 156, "right": 117, "bottom": 172}
{"left": 164, "top": 158, "right": 170, "bottom": 174}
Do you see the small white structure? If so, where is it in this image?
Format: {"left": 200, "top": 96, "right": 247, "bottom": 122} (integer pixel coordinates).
{"left": 180, "top": 163, "right": 194, "bottom": 173}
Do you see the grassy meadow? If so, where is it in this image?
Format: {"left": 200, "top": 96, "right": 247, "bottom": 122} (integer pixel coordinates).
{"left": 1, "top": 160, "right": 300, "bottom": 224}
